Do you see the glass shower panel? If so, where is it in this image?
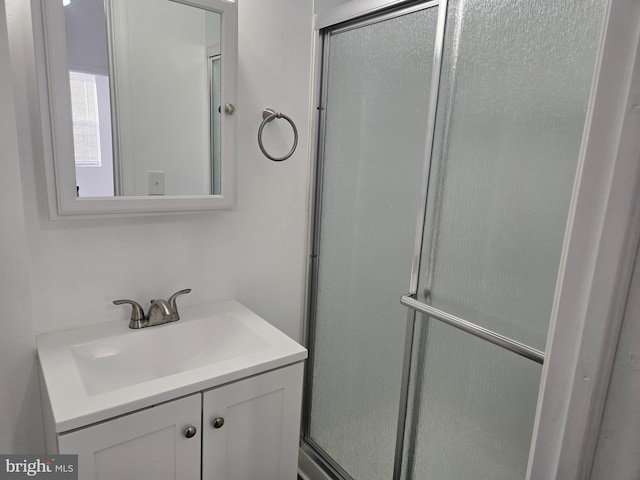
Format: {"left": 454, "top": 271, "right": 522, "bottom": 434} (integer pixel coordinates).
{"left": 416, "top": 0, "right": 607, "bottom": 350}
{"left": 308, "top": 6, "right": 439, "bottom": 479}
{"left": 403, "top": 318, "right": 542, "bottom": 479}
{"left": 405, "top": 1, "right": 608, "bottom": 479}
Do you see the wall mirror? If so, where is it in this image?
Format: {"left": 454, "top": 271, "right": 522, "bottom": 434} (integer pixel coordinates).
{"left": 37, "top": 0, "right": 237, "bottom": 218}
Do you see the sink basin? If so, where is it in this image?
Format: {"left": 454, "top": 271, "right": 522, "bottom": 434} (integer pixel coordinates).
{"left": 71, "top": 313, "right": 271, "bottom": 396}
{"left": 37, "top": 300, "right": 307, "bottom": 432}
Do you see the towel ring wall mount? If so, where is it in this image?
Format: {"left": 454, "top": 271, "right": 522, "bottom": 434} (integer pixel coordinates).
{"left": 258, "top": 108, "right": 298, "bottom": 162}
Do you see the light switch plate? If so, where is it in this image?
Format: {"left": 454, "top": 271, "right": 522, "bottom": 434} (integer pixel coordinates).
{"left": 148, "top": 171, "right": 165, "bottom": 195}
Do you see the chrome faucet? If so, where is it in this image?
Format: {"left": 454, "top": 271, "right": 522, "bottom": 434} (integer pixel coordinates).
{"left": 113, "top": 289, "right": 192, "bottom": 329}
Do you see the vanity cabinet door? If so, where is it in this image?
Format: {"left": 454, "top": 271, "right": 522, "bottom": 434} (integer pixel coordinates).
{"left": 58, "top": 394, "right": 201, "bottom": 480}
{"left": 202, "top": 363, "right": 304, "bottom": 480}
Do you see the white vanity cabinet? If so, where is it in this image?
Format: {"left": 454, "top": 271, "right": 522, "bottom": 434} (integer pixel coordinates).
{"left": 38, "top": 301, "right": 308, "bottom": 479}
{"left": 56, "top": 364, "right": 304, "bottom": 480}
{"left": 202, "top": 364, "right": 303, "bottom": 480}
{"left": 58, "top": 394, "right": 201, "bottom": 480}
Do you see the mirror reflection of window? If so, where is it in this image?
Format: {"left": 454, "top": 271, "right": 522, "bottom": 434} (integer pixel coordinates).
{"left": 64, "top": 0, "right": 115, "bottom": 197}
{"left": 69, "top": 71, "right": 101, "bottom": 167}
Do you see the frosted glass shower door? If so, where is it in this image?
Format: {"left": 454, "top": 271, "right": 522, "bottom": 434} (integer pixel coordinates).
{"left": 306, "top": 5, "right": 440, "bottom": 480}
{"left": 401, "top": 0, "right": 607, "bottom": 479}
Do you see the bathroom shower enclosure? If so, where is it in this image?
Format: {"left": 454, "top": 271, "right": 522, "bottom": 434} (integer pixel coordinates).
{"left": 300, "top": 0, "right": 639, "bottom": 479}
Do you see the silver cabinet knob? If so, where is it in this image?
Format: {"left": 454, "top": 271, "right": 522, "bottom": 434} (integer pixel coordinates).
{"left": 212, "top": 417, "right": 225, "bottom": 429}
{"left": 183, "top": 425, "right": 197, "bottom": 438}
{"left": 224, "top": 103, "right": 235, "bottom": 115}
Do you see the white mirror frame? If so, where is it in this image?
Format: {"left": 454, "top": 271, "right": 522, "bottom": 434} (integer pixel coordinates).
{"left": 37, "top": 0, "right": 237, "bottom": 219}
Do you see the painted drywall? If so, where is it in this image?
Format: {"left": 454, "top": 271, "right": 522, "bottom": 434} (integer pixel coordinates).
{"left": 3, "top": 0, "right": 313, "bottom": 454}
{"left": 590, "top": 241, "right": 640, "bottom": 479}
{"left": 0, "top": 0, "right": 43, "bottom": 454}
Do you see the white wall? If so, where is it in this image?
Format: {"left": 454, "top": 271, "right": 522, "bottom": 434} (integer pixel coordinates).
{"left": 3, "top": 0, "right": 313, "bottom": 454}
{"left": 591, "top": 241, "right": 640, "bottom": 479}
{"left": 0, "top": 0, "right": 43, "bottom": 454}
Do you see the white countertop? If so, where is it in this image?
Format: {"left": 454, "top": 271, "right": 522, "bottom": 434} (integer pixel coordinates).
{"left": 37, "top": 300, "right": 307, "bottom": 433}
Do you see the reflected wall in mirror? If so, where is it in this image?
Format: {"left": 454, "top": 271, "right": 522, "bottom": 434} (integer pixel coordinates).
{"left": 64, "top": 0, "right": 222, "bottom": 197}
{"left": 38, "top": 0, "right": 237, "bottom": 217}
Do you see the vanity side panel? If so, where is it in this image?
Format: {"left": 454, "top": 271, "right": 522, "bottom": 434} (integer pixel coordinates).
{"left": 37, "top": 357, "right": 58, "bottom": 454}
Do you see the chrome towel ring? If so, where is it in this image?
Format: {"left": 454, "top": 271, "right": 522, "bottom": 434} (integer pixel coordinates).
{"left": 258, "top": 108, "right": 298, "bottom": 162}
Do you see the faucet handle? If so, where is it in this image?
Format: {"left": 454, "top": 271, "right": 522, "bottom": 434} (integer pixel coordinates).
{"left": 167, "top": 289, "right": 192, "bottom": 316}
{"left": 113, "top": 299, "right": 146, "bottom": 329}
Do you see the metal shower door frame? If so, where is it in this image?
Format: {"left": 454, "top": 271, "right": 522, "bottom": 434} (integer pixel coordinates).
{"left": 300, "top": 0, "right": 640, "bottom": 479}
{"left": 300, "top": 1, "right": 446, "bottom": 479}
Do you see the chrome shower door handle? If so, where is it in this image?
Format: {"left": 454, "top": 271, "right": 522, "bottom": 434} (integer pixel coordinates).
{"left": 400, "top": 293, "right": 544, "bottom": 364}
